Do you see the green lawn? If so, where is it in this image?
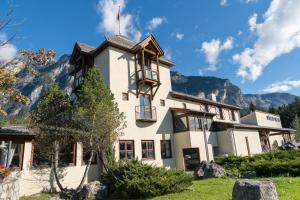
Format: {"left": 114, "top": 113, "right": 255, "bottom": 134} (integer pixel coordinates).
{"left": 21, "top": 177, "right": 300, "bottom": 200}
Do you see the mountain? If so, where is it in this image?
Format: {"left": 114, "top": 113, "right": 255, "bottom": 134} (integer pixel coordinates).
{"left": 1, "top": 56, "right": 297, "bottom": 117}
{"left": 171, "top": 71, "right": 297, "bottom": 110}
{"left": 1, "top": 55, "right": 73, "bottom": 116}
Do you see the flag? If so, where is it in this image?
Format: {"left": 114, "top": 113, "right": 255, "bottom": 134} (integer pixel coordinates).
{"left": 117, "top": 6, "right": 120, "bottom": 21}
{"left": 117, "top": 6, "right": 121, "bottom": 35}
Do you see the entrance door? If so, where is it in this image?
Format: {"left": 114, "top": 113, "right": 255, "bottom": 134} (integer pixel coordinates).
{"left": 139, "top": 94, "right": 152, "bottom": 120}
{"left": 182, "top": 148, "right": 200, "bottom": 171}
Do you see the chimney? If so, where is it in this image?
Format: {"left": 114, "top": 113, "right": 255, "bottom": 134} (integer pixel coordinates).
{"left": 207, "top": 93, "right": 217, "bottom": 102}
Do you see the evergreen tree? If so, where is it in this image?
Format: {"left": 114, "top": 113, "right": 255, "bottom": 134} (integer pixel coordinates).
{"left": 30, "top": 83, "right": 72, "bottom": 192}
{"left": 73, "top": 66, "right": 126, "bottom": 189}
{"left": 291, "top": 115, "right": 300, "bottom": 142}
{"left": 249, "top": 102, "right": 256, "bottom": 112}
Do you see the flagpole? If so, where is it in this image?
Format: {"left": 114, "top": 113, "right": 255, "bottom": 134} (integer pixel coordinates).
{"left": 118, "top": 6, "right": 121, "bottom": 35}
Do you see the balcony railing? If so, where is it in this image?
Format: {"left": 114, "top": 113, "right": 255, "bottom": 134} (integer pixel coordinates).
{"left": 135, "top": 105, "right": 157, "bottom": 122}
{"left": 137, "top": 68, "right": 158, "bottom": 82}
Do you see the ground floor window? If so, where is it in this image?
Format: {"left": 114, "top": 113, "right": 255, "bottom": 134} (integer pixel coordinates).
{"left": 141, "top": 140, "right": 155, "bottom": 160}
{"left": 0, "top": 141, "right": 24, "bottom": 169}
{"left": 32, "top": 142, "right": 51, "bottom": 168}
{"left": 58, "top": 142, "right": 76, "bottom": 166}
{"left": 83, "top": 145, "right": 97, "bottom": 165}
{"left": 160, "top": 140, "right": 172, "bottom": 159}
{"left": 119, "top": 140, "right": 134, "bottom": 160}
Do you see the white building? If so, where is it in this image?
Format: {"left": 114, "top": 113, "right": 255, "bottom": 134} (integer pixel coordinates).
{"left": 0, "top": 34, "right": 294, "bottom": 196}
{"left": 69, "top": 34, "right": 294, "bottom": 170}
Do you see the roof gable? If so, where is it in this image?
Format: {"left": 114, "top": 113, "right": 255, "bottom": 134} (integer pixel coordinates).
{"left": 134, "top": 35, "right": 164, "bottom": 56}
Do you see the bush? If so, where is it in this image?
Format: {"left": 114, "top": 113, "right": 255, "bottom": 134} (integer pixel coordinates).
{"left": 102, "top": 159, "right": 193, "bottom": 198}
{"left": 216, "top": 150, "right": 300, "bottom": 177}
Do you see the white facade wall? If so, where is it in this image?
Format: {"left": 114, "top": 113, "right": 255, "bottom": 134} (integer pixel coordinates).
{"left": 217, "top": 130, "right": 235, "bottom": 156}
{"left": 241, "top": 111, "right": 282, "bottom": 128}
{"left": 17, "top": 142, "right": 99, "bottom": 196}
{"left": 106, "top": 47, "right": 176, "bottom": 168}
{"left": 233, "top": 129, "right": 262, "bottom": 156}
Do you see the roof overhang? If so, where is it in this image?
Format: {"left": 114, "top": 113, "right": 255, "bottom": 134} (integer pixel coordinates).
{"left": 170, "top": 107, "right": 215, "bottom": 117}
{"left": 170, "top": 91, "right": 240, "bottom": 110}
{"left": 0, "top": 127, "right": 35, "bottom": 141}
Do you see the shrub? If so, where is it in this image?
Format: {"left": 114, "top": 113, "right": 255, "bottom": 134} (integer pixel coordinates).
{"left": 216, "top": 150, "right": 300, "bottom": 177}
{"left": 102, "top": 159, "right": 193, "bottom": 198}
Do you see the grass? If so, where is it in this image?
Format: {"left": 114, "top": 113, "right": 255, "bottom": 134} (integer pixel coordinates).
{"left": 20, "top": 177, "right": 300, "bottom": 200}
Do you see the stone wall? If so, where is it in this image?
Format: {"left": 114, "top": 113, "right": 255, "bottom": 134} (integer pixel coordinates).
{"left": 0, "top": 177, "right": 19, "bottom": 200}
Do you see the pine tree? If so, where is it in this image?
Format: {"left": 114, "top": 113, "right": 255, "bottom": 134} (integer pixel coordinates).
{"left": 249, "top": 102, "right": 256, "bottom": 112}
{"left": 291, "top": 115, "right": 300, "bottom": 142}
{"left": 73, "top": 66, "right": 126, "bottom": 189}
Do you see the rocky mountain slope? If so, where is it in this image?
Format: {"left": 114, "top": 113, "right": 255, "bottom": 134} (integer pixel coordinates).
{"left": 171, "top": 71, "right": 297, "bottom": 109}
{"left": 1, "top": 55, "right": 73, "bottom": 116}
{"left": 1, "top": 56, "right": 297, "bottom": 116}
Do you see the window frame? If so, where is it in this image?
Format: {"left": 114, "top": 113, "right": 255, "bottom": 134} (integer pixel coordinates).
{"left": 141, "top": 140, "right": 155, "bottom": 160}
{"left": 122, "top": 92, "right": 129, "bottom": 101}
{"left": 160, "top": 140, "right": 172, "bottom": 159}
{"left": 119, "top": 140, "right": 135, "bottom": 160}
{"left": 58, "top": 142, "right": 76, "bottom": 167}
{"left": 160, "top": 99, "right": 165, "bottom": 107}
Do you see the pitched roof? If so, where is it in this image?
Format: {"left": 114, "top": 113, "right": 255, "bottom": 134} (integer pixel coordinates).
{"left": 76, "top": 42, "right": 96, "bottom": 53}
{"left": 72, "top": 35, "right": 174, "bottom": 66}
{"left": 170, "top": 91, "right": 240, "bottom": 110}
{"left": 106, "top": 35, "right": 137, "bottom": 49}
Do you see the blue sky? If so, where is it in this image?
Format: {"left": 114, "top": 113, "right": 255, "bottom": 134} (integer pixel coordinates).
{"left": 1, "top": 0, "right": 300, "bottom": 96}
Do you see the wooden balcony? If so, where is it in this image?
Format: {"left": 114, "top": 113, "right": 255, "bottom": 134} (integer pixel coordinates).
{"left": 135, "top": 106, "right": 157, "bottom": 122}
{"left": 137, "top": 68, "right": 159, "bottom": 84}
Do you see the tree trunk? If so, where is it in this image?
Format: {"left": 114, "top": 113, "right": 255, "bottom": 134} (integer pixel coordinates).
{"left": 52, "top": 140, "right": 65, "bottom": 192}
{"left": 76, "top": 149, "right": 94, "bottom": 191}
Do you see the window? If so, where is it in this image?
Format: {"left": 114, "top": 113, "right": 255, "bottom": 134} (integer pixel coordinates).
{"left": 231, "top": 110, "right": 236, "bottom": 121}
{"left": 58, "top": 142, "right": 76, "bottom": 166}
{"left": 0, "top": 142, "right": 24, "bottom": 169}
{"left": 216, "top": 107, "right": 223, "bottom": 120}
{"left": 189, "top": 116, "right": 196, "bottom": 131}
{"left": 174, "top": 114, "right": 188, "bottom": 132}
{"left": 83, "top": 145, "right": 97, "bottom": 165}
{"left": 160, "top": 140, "right": 172, "bottom": 159}
{"left": 196, "top": 116, "right": 203, "bottom": 131}
{"left": 119, "top": 140, "right": 134, "bottom": 160}
{"left": 32, "top": 142, "right": 51, "bottom": 168}
{"left": 11, "top": 143, "right": 23, "bottom": 168}
{"left": 141, "top": 140, "right": 155, "bottom": 159}
{"left": 122, "top": 92, "right": 129, "bottom": 101}
{"left": 182, "top": 103, "right": 187, "bottom": 109}
{"left": 74, "top": 69, "right": 83, "bottom": 88}
{"left": 160, "top": 99, "right": 165, "bottom": 106}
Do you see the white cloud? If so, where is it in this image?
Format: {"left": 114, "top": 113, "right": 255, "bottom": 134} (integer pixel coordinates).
{"left": 175, "top": 33, "right": 184, "bottom": 40}
{"left": 248, "top": 13, "right": 258, "bottom": 32}
{"left": 172, "top": 32, "right": 184, "bottom": 40}
{"left": 233, "top": 0, "right": 300, "bottom": 82}
{"left": 0, "top": 33, "right": 17, "bottom": 64}
{"left": 238, "top": 31, "right": 243, "bottom": 36}
{"left": 261, "top": 80, "right": 300, "bottom": 93}
{"left": 220, "top": 0, "right": 228, "bottom": 6}
{"left": 243, "top": 0, "right": 258, "bottom": 3}
{"left": 198, "top": 36, "right": 234, "bottom": 71}
{"left": 97, "top": 0, "right": 141, "bottom": 41}
{"left": 146, "top": 17, "right": 166, "bottom": 31}
{"left": 164, "top": 49, "right": 172, "bottom": 60}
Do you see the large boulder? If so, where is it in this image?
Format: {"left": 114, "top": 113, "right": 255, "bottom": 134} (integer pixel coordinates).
{"left": 80, "top": 181, "right": 108, "bottom": 199}
{"left": 232, "top": 179, "right": 278, "bottom": 200}
{"left": 194, "top": 161, "right": 225, "bottom": 179}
